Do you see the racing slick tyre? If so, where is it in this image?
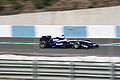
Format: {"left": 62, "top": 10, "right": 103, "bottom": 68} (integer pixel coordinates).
{"left": 39, "top": 41, "right": 47, "bottom": 49}
{"left": 95, "top": 45, "right": 99, "bottom": 48}
{"left": 73, "top": 42, "right": 81, "bottom": 49}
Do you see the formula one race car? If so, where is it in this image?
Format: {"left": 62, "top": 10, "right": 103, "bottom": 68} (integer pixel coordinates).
{"left": 39, "top": 36, "right": 99, "bottom": 49}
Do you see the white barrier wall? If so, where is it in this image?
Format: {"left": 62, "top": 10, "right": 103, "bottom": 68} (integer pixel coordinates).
{"left": 87, "top": 25, "right": 116, "bottom": 38}
{"left": 0, "top": 25, "right": 120, "bottom": 38}
{"left": 0, "top": 25, "right": 12, "bottom": 37}
{"left": 0, "top": 6, "right": 120, "bottom": 25}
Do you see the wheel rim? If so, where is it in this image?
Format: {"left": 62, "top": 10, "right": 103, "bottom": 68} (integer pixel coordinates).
{"left": 40, "top": 44, "right": 45, "bottom": 48}
{"left": 40, "top": 41, "right": 46, "bottom": 48}
{"left": 74, "top": 44, "right": 79, "bottom": 48}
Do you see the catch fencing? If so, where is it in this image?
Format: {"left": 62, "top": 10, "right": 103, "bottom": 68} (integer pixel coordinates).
{"left": 0, "top": 58, "right": 120, "bottom": 80}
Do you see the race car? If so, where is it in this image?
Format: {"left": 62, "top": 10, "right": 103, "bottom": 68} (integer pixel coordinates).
{"left": 39, "top": 36, "right": 99, "bottom": 49}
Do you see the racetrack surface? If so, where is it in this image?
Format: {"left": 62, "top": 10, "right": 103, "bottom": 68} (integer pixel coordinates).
{"left": 0, "top": 37, "right": 120, "bottom": 57}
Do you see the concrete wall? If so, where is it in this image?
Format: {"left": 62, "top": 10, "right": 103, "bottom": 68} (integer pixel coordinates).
{"left": 0, "top": 6, "right": 120, "bottom": 25}
{"left": 0, "top": 25, "right": 120, "bottom": 38}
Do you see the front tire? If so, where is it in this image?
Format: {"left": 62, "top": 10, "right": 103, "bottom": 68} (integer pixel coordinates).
{"left": 74, "top": 42, "right": 81, "bottom": 49}
{"left": 95, "top": 45, "right": 99, "bottom": 48}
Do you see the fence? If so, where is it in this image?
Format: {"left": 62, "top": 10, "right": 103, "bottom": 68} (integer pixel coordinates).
{"left": 0, "top": 56, "right": 120, "bottom": 80}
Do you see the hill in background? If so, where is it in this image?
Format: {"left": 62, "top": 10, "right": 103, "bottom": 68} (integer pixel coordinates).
{"left": 0, "top": 0, "right": 120, "bottom": 15}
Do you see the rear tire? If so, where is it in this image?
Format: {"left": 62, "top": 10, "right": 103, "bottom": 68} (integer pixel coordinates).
{"left": 39, "top": 41, "right": 47, "bottom": 49}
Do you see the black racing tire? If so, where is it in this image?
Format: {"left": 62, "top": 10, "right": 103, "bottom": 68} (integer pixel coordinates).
{"left": 92, "top": 44, "right": 99, "bottom": 49}
{"left": 39, "top": 41, "right": 47, "bottom": 49}
{"left": 95, "top": 45, "right": 99, "bottom": 48}
{"left": 73, "top": 42, "right": 81, "bottom": 49}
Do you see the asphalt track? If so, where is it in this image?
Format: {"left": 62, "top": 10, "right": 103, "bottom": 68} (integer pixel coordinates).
{"left": 0, "top": 37, "right": 120, "bottom": 56}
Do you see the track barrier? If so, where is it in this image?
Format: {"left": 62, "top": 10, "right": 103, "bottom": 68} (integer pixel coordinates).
{"left": 0, "top": 25, "right": 120, "bottom": 38}
{"left": 0, "top": 55, "right": 120, "bottom": 80}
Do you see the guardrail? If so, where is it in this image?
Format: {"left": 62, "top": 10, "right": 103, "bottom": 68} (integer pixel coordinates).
{"left": 0, "top": 57, "right": 120, "bottom": 80}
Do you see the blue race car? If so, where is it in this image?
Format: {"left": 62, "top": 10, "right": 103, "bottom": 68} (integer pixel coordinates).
{"left": 39, "top": 36, "right": 99, "bottom": 49}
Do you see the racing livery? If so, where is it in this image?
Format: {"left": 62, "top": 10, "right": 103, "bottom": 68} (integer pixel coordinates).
{"left": 39, "top": 36, "right": 99, "bottom": 49}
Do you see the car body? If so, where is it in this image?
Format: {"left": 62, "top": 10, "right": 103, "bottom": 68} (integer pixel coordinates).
{"left": 39, "top": 36, "right": 99, "bottom": 49}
